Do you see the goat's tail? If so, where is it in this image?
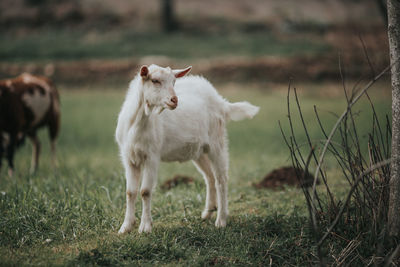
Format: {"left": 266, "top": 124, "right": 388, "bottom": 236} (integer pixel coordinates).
{"left": 226, "top": 101, "right": 260, "bottom": 121}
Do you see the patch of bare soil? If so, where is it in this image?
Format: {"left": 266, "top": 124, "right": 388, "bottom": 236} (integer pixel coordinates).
{"left": 160, "top": 175, "right": 194, "bottom": 190}
{"left": 209, "top": 256, "right": 233, "bottom": 266}
{"left": 0, "top": 54, "right": 388, "bottom": 86}
{"left": 254, "top": 166, "right": 317, "bottom": 190}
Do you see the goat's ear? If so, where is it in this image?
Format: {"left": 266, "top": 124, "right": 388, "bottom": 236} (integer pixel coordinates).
{"left": 173, "top": 66, "right": 192, "bottom": 78}
{"left": 140, "top": 65, "right": 149, "bottom": 79}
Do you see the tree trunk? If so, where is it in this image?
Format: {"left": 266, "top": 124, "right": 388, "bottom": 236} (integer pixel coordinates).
{"left": 388, "top": 0, "right": 400, "bottom": 237}
{"left": 375, "top": 0, "right": 388, "bottom": 27}
{"left": 161, "top": 0, "right": 177, "bottom": 32}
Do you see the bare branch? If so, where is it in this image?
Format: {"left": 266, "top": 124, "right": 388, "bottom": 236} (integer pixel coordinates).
{"left": 384, "top": 244, "right": 400, "bottom": 267}
{"left": 316, "top": 159, "right": 391, "bottom": 248}
{"left": 311, "top": 64, "right": 392, "bottom": 206}
{"left": 358, "top": 34, "right": 376, "bottom": 78}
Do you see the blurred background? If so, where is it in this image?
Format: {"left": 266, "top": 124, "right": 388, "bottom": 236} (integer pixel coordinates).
{"left": 0, "top": 0, "right": 390, "bottom": 86}
{"left": 0, "top": 2, "right": 395, "bottom": 265}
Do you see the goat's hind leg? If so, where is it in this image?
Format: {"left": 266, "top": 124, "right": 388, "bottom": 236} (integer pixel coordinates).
{"left": 193, "top": 154, "right": 217, "bottom": 219}
{"left": 209, "top": 147, "right": 229, "bottom": 228}
{"left": 119, "top": 160, "right": 141, "bottom": 234}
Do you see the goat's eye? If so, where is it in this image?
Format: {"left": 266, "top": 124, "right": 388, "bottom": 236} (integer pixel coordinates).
{"left": 151, "top": 79, "right": 161, "bottom": 85}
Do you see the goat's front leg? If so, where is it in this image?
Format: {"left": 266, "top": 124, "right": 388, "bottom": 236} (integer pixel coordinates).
{"left": 139, "top": 158, "right": 159, "bottom": 233}
{"left": 119, "top": 161, "right": 141, "bottom": 234}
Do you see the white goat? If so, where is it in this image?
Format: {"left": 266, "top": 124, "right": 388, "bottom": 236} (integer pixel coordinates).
{"left": 116, "top": 64, "right": 259, "bottom": 233}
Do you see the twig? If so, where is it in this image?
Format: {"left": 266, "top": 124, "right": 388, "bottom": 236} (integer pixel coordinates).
{"left": 316, "top": 159, "right": 391, "bottom": 248}
{"left": 293, "top": 88, "right": 335, "bottom": 207}
{"left": 314, "top": 106, "right": 352, "bottom": 179}
{"left": 383, "top": 244, "right": 400, "bottom": 267}
{"left": 286, "top": 81, "right": 306, "bottom": 166}
{"left": 303, "top": 147, "right": 319, "bottom": 235}
{"left": 311, "top": 64, "right": 392, "bottom": 207}
{"left": 366, "top": 92, "right": 387, "bottom": 157}
{"left": 359, "top": 34, "right": 376, "bottom": 77}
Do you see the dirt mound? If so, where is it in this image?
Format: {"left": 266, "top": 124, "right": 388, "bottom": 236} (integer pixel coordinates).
{"left": 160, "top": 175, "right": 194, "bottom": 190}
{"left": 254, "top": 166, "right": 317, "bottom": 190}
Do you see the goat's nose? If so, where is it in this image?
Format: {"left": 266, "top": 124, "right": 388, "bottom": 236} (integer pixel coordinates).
{"left": 171, "top": 96, "right": 178, "bottom": 104}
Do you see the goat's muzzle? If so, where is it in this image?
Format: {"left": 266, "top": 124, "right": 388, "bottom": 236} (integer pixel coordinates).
{"left": 166, "top": 96, "right": 178, "bottom": 110}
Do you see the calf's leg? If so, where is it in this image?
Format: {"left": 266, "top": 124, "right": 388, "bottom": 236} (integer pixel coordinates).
{"left": 6, "top": 137, "right": 16, "bottom": 177}
{"left": 0, "top": 145, "right": 3, "bottom": 173}
{"left": 29, "top": 135, "right": 40, "bottom": 174}
{"left": 48, "top": 112, "right": 60, "bottom": 169}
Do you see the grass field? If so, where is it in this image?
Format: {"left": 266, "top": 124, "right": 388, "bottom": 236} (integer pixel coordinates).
{"left": 0, "top": 79, "right": 391, "bottom": 265}
{"left": 0, "top": 29, "right": 329, "bottom": 62}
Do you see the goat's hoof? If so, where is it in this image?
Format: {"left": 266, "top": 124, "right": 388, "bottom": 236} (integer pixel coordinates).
{"left": 215, "top": 218, "right": 227, "bottom": 228}
{"left": 138, "top": 220, "right": 152, "bottom": 233}
{"left": 201, "top": 210, "right": 213, "bottom": 220}
{"left": 118, "top": 222, "right": 135, "bottom": 234}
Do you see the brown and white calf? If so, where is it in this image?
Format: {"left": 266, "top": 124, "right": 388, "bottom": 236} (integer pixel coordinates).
{"left": 0, "top": 73, "right": 60, "bottom": 176}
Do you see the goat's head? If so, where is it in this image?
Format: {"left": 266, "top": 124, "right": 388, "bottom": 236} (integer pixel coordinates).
{"left": 140, "top": 64, "right": 191, "bottom": 115}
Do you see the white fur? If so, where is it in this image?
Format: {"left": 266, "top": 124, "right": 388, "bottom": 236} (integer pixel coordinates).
{"left": 22, "top": 90, "right": 51, "bottom": 126}
{"left": 21, "top": 73, "right": 53, "bottom": 126}
{"left": 22, "top": 73, "right": 52, "bottom": 92}
{"left": 116, "top": 64, "right": 259, "bottom": 233}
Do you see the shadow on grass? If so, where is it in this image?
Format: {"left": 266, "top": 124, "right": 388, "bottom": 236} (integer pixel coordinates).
{"left": 68, "top": 213, "right": 315, "bottom": 266}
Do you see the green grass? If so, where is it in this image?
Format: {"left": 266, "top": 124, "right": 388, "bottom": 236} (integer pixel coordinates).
{"left": 0, "top": 29, "right": 329, "bottom": 62}
{"left": 0, "top": 81, "right": 391, "bottom": 265}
